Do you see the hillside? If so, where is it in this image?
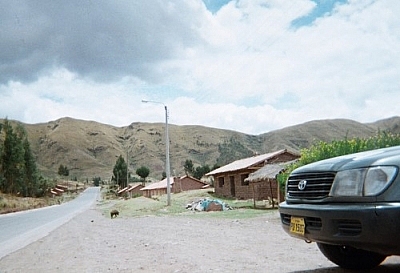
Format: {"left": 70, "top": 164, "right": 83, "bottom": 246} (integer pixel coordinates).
{"left": 3, "top": 116, "right": 400, "bottom": 181}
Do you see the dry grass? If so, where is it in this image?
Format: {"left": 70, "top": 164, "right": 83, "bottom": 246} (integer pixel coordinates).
{"left": 101, "top": 188, "right": 275, "bottom": 219}
{"left": 8, "top": 116, "right": 398, "bottom": 181}
{"left": 0, "top": 193, "right": 62, "bottom": 214}
{"left": 0, "top": 182, "right": 88, "bottom": 214}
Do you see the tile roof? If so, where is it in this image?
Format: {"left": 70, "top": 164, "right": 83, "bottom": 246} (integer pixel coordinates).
{"left": 206, "top": 149, "right": 291, "bottom": 176}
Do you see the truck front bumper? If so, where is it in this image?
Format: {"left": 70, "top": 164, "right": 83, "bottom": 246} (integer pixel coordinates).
{"left": 279, "top": 201, "right": 400, "bottom": 255}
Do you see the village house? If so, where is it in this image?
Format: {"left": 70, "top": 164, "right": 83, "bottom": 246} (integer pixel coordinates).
{"left": 140, "top": 175, "right": 208, "bottom": 198}
{"left": 117, "top": 183, "right": 145, "bottom": 198}
{"left": 245, "top": 162, "right": 296, "bottom": 207}
{"left": 206, "top": 149, "right": 299, "bottom": 201}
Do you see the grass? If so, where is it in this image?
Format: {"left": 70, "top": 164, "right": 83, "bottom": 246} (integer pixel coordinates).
{"left": 0, "top": 186, "right": 278, "bottom": 219}
{"left": 0, "top": 193, "right": 62, "bottom": 214}
{"left": 0, "top": 182, "right": 88, "bottom": 214}
{"left": 102, "top": 189, "right": 278, "bottom": 219}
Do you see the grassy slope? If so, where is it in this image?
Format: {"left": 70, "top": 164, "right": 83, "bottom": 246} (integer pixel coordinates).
{"left": 100, "top": 189, "right": 276, "bottom": 219}
{"left": 3, "top": 116, "right": 400, "bottom": 181}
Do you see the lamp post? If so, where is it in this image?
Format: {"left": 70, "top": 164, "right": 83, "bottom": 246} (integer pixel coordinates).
{"left": 126, "top": 150, "right": 129, "bottom": 189}
{"left": 142, "top": 100, "right": 171, "bottom": 206}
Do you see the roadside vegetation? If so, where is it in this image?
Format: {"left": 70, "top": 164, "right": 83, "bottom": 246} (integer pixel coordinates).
{"left": 100, "top": 188, "right": 273, "bottom": 219}
{"left": 277, "top": 131, "right": 400, "bottom": 190}
{"left": 0, "top": 119, "right": 90, "bottom": 214}
{"left": 3, "top": 116, "right": 399, "bottom": 217}
{"left": 0, "top": 119, "right": 52, "bottom": 197}
{"left": 0, "top": 119, "right": 59, "bottom": 213}
{"left": 0, "top": 183, "right": 87, "bottom": 214}
{"left": 0, "top": 192, "right": 60, "bottom": 214}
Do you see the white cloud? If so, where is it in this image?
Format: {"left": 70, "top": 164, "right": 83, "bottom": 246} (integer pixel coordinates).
{"left": 1, "top": 0, "right": 399, "bottom": 135}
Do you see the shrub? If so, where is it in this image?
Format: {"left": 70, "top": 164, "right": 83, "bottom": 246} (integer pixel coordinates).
{"left": 278, "top": 132, "right": 400, "bottom": 192}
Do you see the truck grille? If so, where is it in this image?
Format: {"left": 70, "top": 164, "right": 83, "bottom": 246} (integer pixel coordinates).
{"left": 337, "top": 220, "right": 362, "bottom": 236}
{"left": 287, "top": 172, "right": 335, "bottom": 199}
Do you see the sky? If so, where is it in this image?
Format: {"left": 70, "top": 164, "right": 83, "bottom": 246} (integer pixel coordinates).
{"left": 1, "top": 0, "right": 399, "bottom": 135}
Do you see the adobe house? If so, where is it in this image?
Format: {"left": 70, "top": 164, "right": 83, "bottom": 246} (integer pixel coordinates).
{"left": 117, "top": 183, "right": 144, "bottom": 198}
{"left": 245, "top": 162, "right": 296, "bottom": 208}
{"left": 140, "top": 175, "right": 208, "bottom": 198}
{"left": 206, "top": 149, "right": 299, "bottom": 200}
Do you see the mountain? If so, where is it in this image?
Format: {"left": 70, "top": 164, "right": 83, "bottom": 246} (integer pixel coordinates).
{"left": 3, "top": 116, "right": 400, "bottom": 181}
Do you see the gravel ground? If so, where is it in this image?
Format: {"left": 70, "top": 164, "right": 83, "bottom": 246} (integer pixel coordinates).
{"left": 1, "top": 205, "right": 400, "bottom": 273}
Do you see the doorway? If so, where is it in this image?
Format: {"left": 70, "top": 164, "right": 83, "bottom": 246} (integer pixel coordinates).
{"left": 230, "top": 176, "right": 235, "bottom": 197}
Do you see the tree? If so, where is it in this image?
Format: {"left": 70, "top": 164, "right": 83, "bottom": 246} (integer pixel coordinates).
{"left": 113, "top": 155, "right": 127, "bottom": 188}
{"left": 0, "top": 119, "right": 25, "bottom": 195}
{"left": 136, "top": 166, "right": 150, "bottom": 185}
{"left": 35, "top": 175, "right": 52, "bottom": 197}
{"left": 183, "top": 159, "right": 194, "bottom": 175}
{"left": 193, "top": 164, "right": 211, "bottom": 180}
{"left": 22, "top": 134, "right": 39, "bottom": 196}
{"left": 0, "top": 119, "right": 42, "bottom": 196}
{"left": 58, "top": 164, "right": 69, "bottom": 177}
{"left": 93, "top": 177, "right": 101, "bottom": 187}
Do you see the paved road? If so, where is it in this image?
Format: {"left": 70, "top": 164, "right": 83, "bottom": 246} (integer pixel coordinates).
{"left": 0, "top": 187, "right": 100, "bottom": 259}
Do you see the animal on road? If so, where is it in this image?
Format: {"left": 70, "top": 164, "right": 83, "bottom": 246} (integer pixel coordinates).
{"left": 110, "top": 209, "right": 119, "bottom": 218}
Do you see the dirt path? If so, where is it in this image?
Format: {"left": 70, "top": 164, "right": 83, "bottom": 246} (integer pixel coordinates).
{"left": 1, "top": 205, "right": 400, "bottom": 273}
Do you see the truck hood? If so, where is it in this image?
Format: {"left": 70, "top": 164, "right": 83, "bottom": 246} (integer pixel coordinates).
{"left": 292, "top": 145, "right": 400, "bottom": 173}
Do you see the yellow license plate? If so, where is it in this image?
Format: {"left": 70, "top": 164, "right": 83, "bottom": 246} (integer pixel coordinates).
{"left": 290, "top": 217, "right": 305, "bottom": 235}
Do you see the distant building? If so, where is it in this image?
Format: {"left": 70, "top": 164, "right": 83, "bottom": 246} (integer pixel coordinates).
{"left": 117, "top": 184, "right": 145, "bottom": 198}
{"left": 206, "top": 149, "right": 299, "bottom": 200}
{"left": 140, "top": 175, "right": 208, "bottom": 198}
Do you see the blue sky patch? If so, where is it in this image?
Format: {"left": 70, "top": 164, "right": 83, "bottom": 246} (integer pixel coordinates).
{"left": 203, "top": 0, "right": 232, "bottom": 14}
{"left": 141, "top": 84, "right": 186, "bottom": 104}
{"left": 291, "top": 0, "right": 347, "bottom": 28}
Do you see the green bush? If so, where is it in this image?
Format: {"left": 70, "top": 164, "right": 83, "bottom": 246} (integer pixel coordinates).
{"left": 278, "top": 132, "right": 400, "bottom": 192}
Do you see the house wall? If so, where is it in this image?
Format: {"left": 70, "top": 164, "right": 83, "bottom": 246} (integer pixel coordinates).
{"left": 142, "top": 188, "right": 168, "bottom": 198}
{"left": 251, "top": 179, "right": 284, "bottom": 201}
{"left": 213, "top": 152, "right": 299, "bottom": 200}
{"left": 215, "top": 173, "right": 285, "bottom": 200}
{"left": 214, "top": 171, "right": 253, "bottom": 200}
{"left": 173, "top": 177, "right": 205, "bottom": 193}
{"left": 129, "top": 185, "right": 144, "bottom": 196}
{"left": 142, "top": 190, "right": 150, "bottom": 198}
{"left": 141, "top": 176, "right": 206, "bottom": 199}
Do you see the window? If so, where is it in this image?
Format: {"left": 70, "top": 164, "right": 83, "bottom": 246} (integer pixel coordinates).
{"left": 218, "top": 177, "right": 224, "bottom": 187}
{"left": 241, "top": 174, "right": 249, "bottom": 186}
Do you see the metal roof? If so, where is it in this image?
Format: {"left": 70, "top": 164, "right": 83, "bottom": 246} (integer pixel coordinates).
{"left": 140, "top": 175, "right": 208, "bottom": 191}
{"left": 117, "top": 183, "right": 144, "bottom": 194}
{"left": 206, "top": 149, "right": 292, "bottom": 176}
{"left": 141, "top": 177, "right": 175, "bottom": 190}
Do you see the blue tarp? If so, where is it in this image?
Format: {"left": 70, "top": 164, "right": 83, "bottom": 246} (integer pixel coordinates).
{"left": 186, "top": 198, "right": 232, "bottom": 211}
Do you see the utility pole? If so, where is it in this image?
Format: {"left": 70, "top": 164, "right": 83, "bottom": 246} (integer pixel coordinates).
{"left": 126, "top": 150, "right": 129, "bottom": 188}
{"left": 142, "top": 100, "right": 171, "bottom": 206}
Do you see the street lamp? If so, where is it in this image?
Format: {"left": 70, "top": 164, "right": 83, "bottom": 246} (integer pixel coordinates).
{"left": 142, "top": 99, "right": 171, "bottom": 206}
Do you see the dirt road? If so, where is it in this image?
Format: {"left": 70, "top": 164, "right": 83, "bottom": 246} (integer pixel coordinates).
{"left": 1, "top": 205, "right": 400, "bottom": 272}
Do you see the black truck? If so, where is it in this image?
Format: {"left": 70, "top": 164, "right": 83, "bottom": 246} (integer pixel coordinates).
{"left": 279, "top": 145, "right": 400, "bottom": 270}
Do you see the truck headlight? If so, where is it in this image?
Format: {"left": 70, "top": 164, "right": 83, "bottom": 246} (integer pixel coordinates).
{"left": 330, "top": 166, "right": 397, "bottom": 197}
